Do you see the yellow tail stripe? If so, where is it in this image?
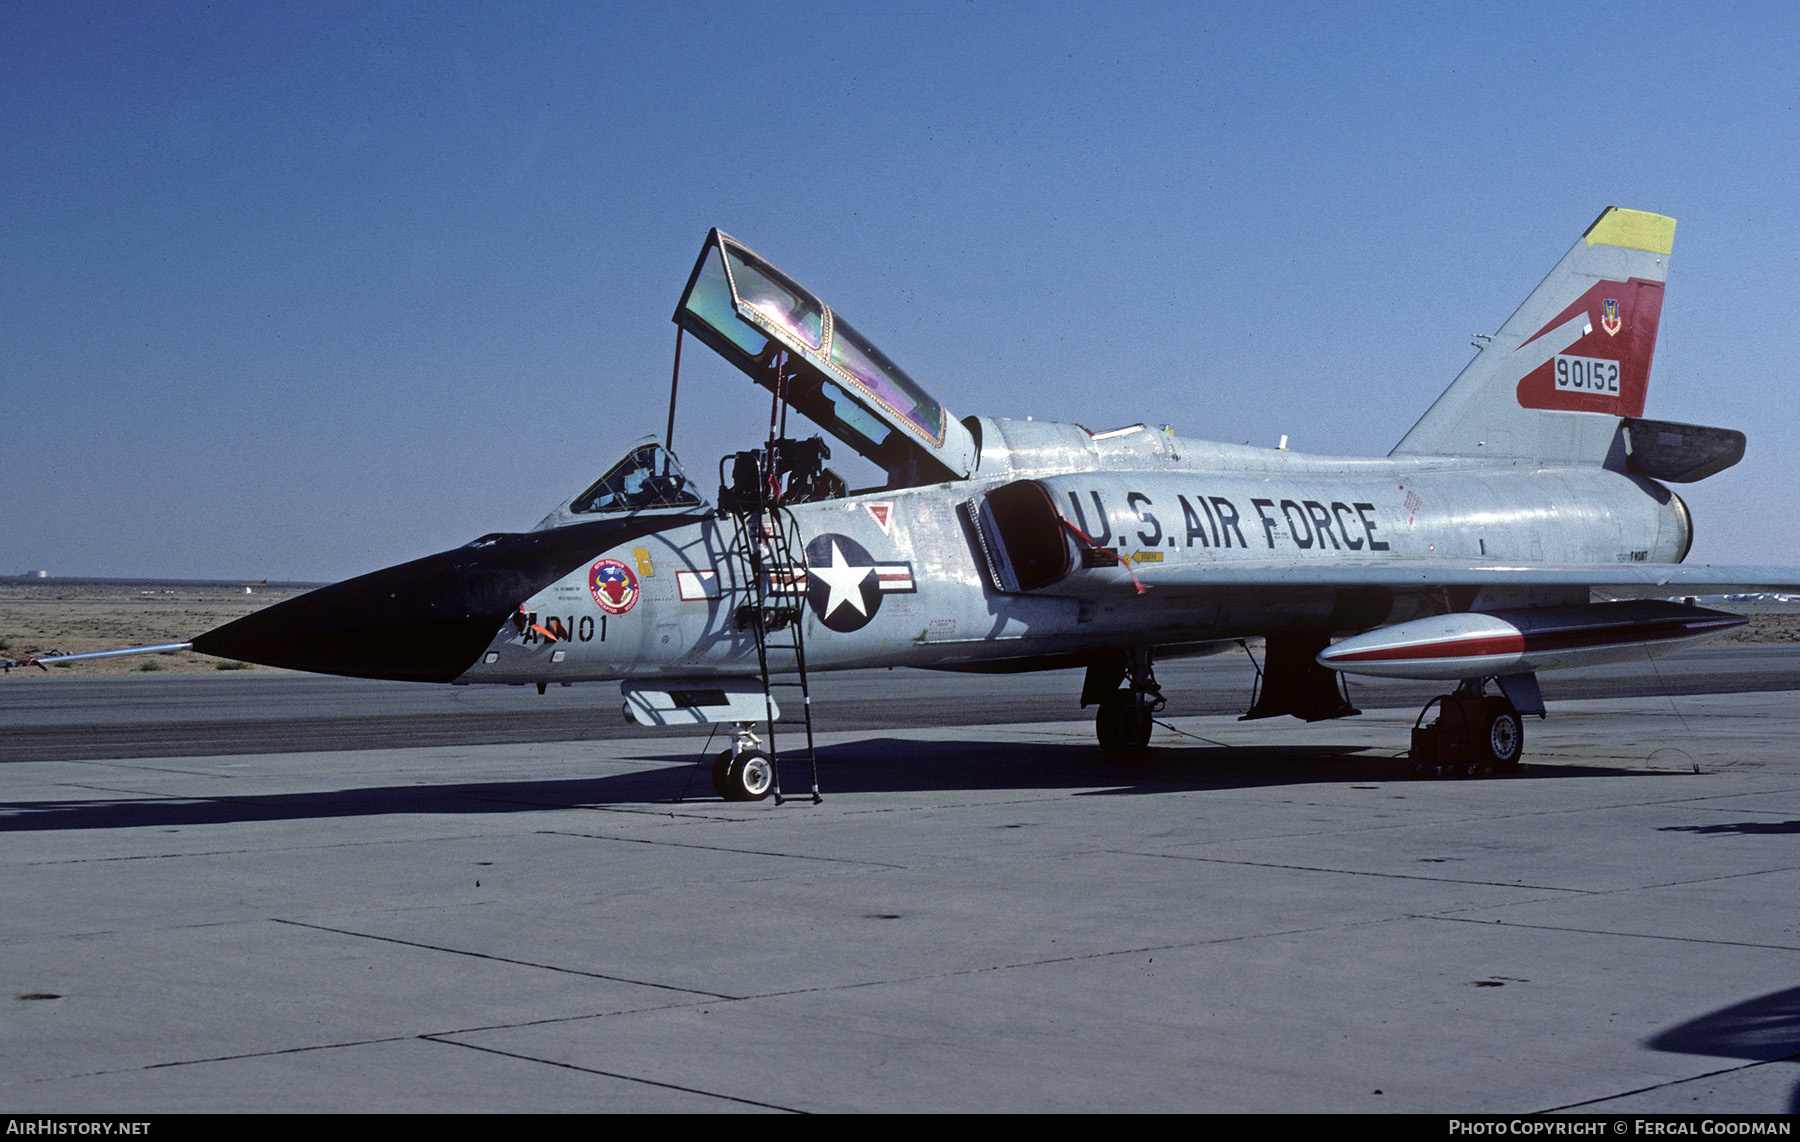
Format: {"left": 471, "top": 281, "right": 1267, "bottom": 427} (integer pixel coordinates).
{"left": 1585, "top": 207, "right": 1676, "bottom": 255}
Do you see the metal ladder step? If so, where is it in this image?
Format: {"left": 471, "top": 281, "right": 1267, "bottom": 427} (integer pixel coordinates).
{"left": 724, "top": 491, "right": 819, "bottom": 803}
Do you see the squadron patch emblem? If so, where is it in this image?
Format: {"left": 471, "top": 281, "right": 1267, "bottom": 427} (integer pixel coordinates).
{"left": 1601, "top": 297, "right": 1621, "bottom": 336}
{"left": 588, "top": 558, "right": 640, "bottom": 615}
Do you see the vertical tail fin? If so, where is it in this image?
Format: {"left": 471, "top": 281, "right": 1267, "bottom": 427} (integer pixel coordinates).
{"left": 1391, "top": 207, "right": 1675, "bottom": 463}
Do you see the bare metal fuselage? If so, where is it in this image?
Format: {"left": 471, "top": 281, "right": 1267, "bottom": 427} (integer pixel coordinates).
{"left": 456, "top": 417, "right": 1688, "bottom": 686}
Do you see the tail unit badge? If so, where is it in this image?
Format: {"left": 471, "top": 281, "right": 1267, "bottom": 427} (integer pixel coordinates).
{"left": 1601, "top": 297, "right": 1621, "bottom": 336}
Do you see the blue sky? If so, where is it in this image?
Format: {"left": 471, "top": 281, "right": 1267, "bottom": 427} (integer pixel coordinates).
{"left": 6, "top": 2, "right": 1799, "bottom": 579}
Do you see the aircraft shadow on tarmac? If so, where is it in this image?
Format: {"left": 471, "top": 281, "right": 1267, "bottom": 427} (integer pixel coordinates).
{"left": 1657, "top": 819, "right": 1800, "bottom": 836}
{"left": 793, "top": 736, "right": 1657, "bottom": 797}
{"left": 2, "top": 737, "right": 1661, "bottom": 833}
{"left": 1646, "top": 985, "right": 1800, "bottom": 1111}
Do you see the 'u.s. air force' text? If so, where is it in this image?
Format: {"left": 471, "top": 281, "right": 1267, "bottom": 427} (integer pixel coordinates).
{"left": 1065, "top": 490, "right": 1389, "bottom": 552}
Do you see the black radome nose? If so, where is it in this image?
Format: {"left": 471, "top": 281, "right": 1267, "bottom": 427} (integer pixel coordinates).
{"left": 191, "top": 551, "right": 519, "bottom": 682}
{"left": 192, "top": 516, "right": 699, "bottom": 682}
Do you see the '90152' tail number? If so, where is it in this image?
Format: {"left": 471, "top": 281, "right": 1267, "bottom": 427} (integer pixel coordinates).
{"left": 1554, "top": 354, "right": 1620, "bottom": 394}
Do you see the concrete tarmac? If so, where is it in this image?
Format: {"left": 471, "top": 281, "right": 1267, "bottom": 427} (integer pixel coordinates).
{"left": 3, "top": 657, "right": 1800, "bottom": 1112}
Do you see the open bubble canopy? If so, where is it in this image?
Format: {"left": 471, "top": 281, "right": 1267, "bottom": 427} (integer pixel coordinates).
{"left": 673, "top": 229, "right": 978, "bottom": 487}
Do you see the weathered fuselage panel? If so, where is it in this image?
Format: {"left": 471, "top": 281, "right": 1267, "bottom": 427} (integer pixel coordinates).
{"left": 453, "top": 418, "right": 1691, "bottom": 686}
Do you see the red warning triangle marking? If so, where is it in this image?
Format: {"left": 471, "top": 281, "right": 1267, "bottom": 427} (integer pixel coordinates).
{"left": 864, "top": 501, "right": 894, "bottom": 536}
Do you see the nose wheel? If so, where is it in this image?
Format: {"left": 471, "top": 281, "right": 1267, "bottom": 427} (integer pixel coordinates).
{"left": 710, "top": 723, "right": 776, "bottom": 802}
{"left": 713, "top": 748, "right": 775, "bottom": 801}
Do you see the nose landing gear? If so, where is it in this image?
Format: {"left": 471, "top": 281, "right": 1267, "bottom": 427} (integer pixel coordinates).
{"left": 712, "top": 724, "right": 776, "bottom": 801}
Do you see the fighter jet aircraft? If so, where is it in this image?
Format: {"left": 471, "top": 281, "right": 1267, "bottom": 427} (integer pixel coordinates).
{"left": 38, "top": 208, "right": 1800, "bottom": 800}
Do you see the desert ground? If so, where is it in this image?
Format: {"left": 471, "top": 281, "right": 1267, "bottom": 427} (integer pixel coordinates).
{"left": 0, "top": 580, "right": 313, "bottom": 676}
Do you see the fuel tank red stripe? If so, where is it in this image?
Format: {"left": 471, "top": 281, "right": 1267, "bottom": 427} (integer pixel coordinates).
{"left": 1327, "top": 633, "right": 1523, "bottom": 663}
{"left": 1326, "top": 612, "right": 1745, "bottom": 664}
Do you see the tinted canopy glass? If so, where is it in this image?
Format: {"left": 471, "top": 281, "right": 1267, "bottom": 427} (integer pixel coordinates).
{"left": 569, "top": 439, "right": 705, "bottom": 515}
{"left": 674, "top": 229, "right": 975, "bottom": 485}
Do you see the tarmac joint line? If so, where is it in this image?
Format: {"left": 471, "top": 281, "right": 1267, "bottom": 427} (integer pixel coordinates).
{"left": 536, "top": 828, "right": 908, "bottom": 869}
{"left": 270, "top": 918, "right": 741, "bottom": 1000}
{"left": 1116, "top": 849, "right": 1597, "bottom": 894}
{"left": 1428, "top": 913, "right": 1800, "bottom": 954}
{"left": 419, "top": 1036, "right": 805, "bottom": 1112}
{"left": 1539, "top": 1052, "right": 1800, "bottom": 1113}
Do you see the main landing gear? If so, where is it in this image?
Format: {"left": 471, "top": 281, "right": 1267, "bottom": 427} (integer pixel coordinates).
{"left": 712, "top": 724, "right": 775, "bottom": 802}
{"left": 1090, "top": 648, "right": 1164, "bottom": 757}
{"left": 1096, "top": 688, "right": 1162, "bottom": 755}
{"left": 1410, "top": 679, "right": 1525, "bottom": 778}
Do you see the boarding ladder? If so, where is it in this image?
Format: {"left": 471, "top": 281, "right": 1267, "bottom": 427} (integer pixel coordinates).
{"left": 720, "top": 361, "right": 821, "bottom": 803}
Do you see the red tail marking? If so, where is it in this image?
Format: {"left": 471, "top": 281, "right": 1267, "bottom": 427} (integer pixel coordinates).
{"left": 1514, "top": 277, "right": 1664, "bottom": 417}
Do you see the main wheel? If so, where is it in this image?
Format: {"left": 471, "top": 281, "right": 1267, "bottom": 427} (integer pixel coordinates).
{"left": 1096, "top": 690, "right": 1154, "bottom": 756}
{"left": 720, "top": 750, "right": 775, "bottom": 801}
{"left": 1483, "top": 709, "right": 1524, "bottom": 772}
